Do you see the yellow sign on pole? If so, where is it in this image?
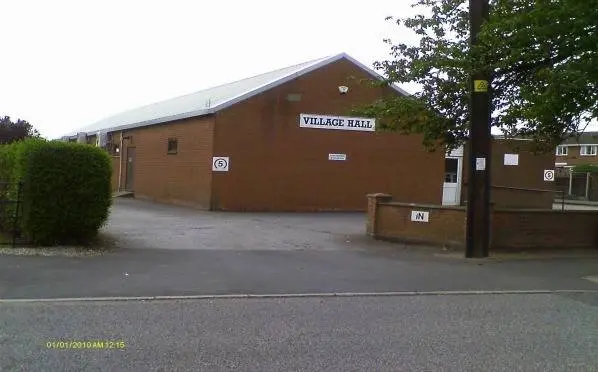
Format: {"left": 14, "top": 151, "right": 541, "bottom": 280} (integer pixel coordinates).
{"left": 474, "top": 80, "right": 489, "bottom": 92}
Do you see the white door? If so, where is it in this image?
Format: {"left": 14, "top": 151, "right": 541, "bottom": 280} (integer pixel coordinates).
{"left": 442, "top": 157, "right": 462, "bottom": 205}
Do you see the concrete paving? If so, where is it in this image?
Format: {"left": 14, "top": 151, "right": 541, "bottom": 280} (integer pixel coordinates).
{"left": 105, "top": 198, "right": 371, "bottom": 251}
{"left": 553, "top": 202, "right": 598, "bottom": 210}
{"left": 1, "top": 294, "right": 597, "bottom": 371}
{"left": 2, "top": 198, "right": 597, "bottom": 300}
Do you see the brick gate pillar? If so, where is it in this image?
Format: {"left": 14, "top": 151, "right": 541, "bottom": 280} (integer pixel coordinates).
{"left": 366, "top": 193, "right": 392, "bottom": 237}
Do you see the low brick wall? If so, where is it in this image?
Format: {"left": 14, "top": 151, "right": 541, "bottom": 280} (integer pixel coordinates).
{"left": 368, "top": 194, "right": 466, "bottom": 248}
{"left": 489, "top": 186, "right": 556, "bottom": 209}
{"left": 368, "top": 194, "right": 598, "bottom": 251}
{"left": 493, "top": 209, "right": 598, "bottom": 250}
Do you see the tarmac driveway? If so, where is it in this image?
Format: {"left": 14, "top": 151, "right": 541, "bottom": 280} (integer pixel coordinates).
{"left": 104, "top": 198, "right": 371, "bottom": 251}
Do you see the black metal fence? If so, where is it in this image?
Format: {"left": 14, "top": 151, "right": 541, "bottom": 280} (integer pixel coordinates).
{"left": 0, "top": 181, "right": 24, "bottom": 247}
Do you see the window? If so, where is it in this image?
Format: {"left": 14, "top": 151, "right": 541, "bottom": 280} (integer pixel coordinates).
{"left": 444, "top": 158, "right": 458, "bottom": 183}
{"left": 580, "top": 145, "right": 597, "bottom": 156}
{"left": 555, "top": 146, "right": 568, "bottom": 156}
{"left": 167, "top": 138, "right": 178, "bottom": 154}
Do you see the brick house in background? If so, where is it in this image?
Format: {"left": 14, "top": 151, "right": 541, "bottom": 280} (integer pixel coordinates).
{"left": 554, "top": 131, "right": 598, "bottom": 200}
{"left": 555, "top": 131, "right": 598, "bottom": 169}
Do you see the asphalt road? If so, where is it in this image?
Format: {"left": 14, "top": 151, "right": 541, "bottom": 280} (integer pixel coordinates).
{"left": 2, "top": 294, "right": 597, "bottom": 371}
{"left": 2, "top": 198, "right": 597, "bottom": 371}
{"left": 2, "top": 248, "right": 598, "bottom": 299}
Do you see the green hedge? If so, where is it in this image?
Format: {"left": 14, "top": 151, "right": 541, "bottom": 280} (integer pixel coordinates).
{"left": 571, "top": 164, "right": 598, "bottom": 174}
{"left": 0, "top": 140, "right": 31, "bottom": 230}
{"left": 0, "top": 138, "right": 112, "bottom": 246}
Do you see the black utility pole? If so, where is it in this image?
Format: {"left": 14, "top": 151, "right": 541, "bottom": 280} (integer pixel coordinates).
{"left": 466, "top": 0, "right": 491, "bottom": 258}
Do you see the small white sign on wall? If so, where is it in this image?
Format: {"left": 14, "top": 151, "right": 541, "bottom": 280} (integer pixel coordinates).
{"left": 212, "top": 157, "right": 229, "bottom": 172}
{"left": 504, "top": 153, "right": 519, "bottom": 166}
{"left": 544, "top": 169, "right": 555, "bottom": 182}
{"left": 475, "top": 157, "right": 486, "bottom": 171}
{"left": 411, "top": 210, "right": 430, "bottom": 223}
{"left": 328, "top": 153, "right": 347, "bottom": 161}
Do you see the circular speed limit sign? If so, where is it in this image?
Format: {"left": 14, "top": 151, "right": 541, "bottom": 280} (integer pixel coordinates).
{"left": 212, "top": 157, "right": 230, "bottom": 172}
{"left": 543, "top": 169, "right": 555, "bottom": 182}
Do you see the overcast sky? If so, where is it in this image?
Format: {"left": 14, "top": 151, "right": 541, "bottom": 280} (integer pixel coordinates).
{"left": 1, "top": 0, "right": 423, "bottom": 139}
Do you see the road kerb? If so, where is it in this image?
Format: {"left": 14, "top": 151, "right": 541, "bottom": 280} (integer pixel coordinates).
{"left": 1, "top": 289, "right": 598, "bottom": 303}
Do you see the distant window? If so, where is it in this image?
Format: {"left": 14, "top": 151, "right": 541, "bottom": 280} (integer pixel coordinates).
{"left": 167, "top": 138, "right": 178, "bottom": 154}
{"left": 555, "top": 146, "right": 568, "bottom": 156}
{"left": 444, "top": 158, "right": 458, "bottom": 183}
{"left": 580, "top": 145, "right": 597, "bottom": 156}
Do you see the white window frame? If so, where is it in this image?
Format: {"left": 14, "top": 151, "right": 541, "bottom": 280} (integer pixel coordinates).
{"left": 580, "top": 145, "right": 597, "bottom": 156}
{"left": 555, "top": 146, "right": 568, "bottom": 156}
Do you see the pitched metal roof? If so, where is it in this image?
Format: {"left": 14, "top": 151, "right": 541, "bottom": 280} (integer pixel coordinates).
{"left": 62, "top": 53, "right": 409, "bottom": 138}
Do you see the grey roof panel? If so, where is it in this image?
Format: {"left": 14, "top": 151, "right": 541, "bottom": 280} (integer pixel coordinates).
{"left": 561, "top": 132, "right": 598, "bottom": 145}
{"left": 63, "top": 53, "right": 408, "bottom": 138}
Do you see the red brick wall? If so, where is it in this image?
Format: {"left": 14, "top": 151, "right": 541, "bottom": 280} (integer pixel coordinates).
{"left": 369, "top": 195, "right": 598, "bottom": 251}
{"left": 211, "top": 58, "right": 445, "bottom": 212}
{"left": 462, "top": 139, "right": 556, "bottom": 208}
{"left": 489, "top": 187, "right": 554, "bottom": 209}
{"left": 114, "top": 117, "right": 215, "bottom": 209}
{"left": 375, "top": 203, "right": 467, "bottom": 247}
{"left": 492, "top": 210, "right": 598, "bottom": 250}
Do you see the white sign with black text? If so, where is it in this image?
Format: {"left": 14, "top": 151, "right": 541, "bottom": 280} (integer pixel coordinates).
{"left": 411, "top": 210, "right": 430, "bottom": 223}
{"left": 212, "top": 157, "right": 230, "bottom": 172}
{"left": 328, "top": 153, "right": 347, "bottom": 161}
{"left": 299, "top": 114, "right": 376, "bottom": 132}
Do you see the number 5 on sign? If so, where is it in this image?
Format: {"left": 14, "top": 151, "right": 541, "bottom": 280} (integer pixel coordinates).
{"left": 212, "top": 157, "right": 230, "bottom": 172}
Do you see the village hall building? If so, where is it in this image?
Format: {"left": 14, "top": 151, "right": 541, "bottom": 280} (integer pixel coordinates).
{"left": 63, "top": 53, "right": 552, "bottom": 212}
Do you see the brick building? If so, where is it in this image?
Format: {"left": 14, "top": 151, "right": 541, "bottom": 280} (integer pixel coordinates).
{"left": 554, "top": 132, "right": 598, "bottom": 199}
{"left": 62, "top": 53, "right": 439, "bottom": 211}
{"left": 555, "top": 131, "right": 598, "bottom": 169}
{"left": 63, "top": 53, "right": 554, "bottom": 211}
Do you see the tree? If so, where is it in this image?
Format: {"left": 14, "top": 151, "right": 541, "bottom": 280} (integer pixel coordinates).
{"left": 355, "top": 0, "right": 598, "bottom": 151}
{"left": 0, "top": 116, "right": 40, "bottom": 145}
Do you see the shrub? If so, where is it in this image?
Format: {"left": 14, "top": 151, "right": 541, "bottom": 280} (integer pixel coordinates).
{"left": 0, "top": 140, "right": 32, "bottom": 230}
{"left": 20, "top": 140, "right": 113, "bottom": 245}
{"left": 1, "top": 138, "right": 112, "bottom": 246}
{"left": 571, "top": 164, "right": 598, "bottom": 174}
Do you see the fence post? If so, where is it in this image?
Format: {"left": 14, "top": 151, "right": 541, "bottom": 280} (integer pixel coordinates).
{"left": 585, "top": 172, "right": 591, "bottom": 200}
{"left": 12, "top": 182, "right": 22, "bottom": 248}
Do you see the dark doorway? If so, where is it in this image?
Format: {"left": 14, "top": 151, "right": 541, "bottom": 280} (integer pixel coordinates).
{"left": 125, "top": 147, "right": 136, "bottom": 191}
